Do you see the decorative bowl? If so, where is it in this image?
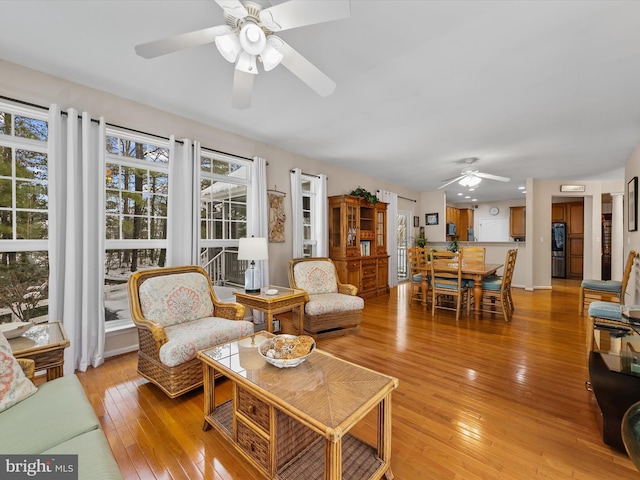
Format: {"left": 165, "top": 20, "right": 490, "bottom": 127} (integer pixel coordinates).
{"left": 0, "top": 321, "right": 33, "bottom": 339}
{"left": 258, "top": 334, "right": 316, "bottom": 368}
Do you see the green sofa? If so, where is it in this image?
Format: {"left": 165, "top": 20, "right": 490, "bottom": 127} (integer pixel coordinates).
{"left": 0, "top": 373, "right": 123, "bottom": 479}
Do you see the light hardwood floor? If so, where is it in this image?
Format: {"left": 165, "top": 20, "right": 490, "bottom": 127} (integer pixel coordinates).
{"left": 74, "top": 280, "right": 640, "bottom": 479}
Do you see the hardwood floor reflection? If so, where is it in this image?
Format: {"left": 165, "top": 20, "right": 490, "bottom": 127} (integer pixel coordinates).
{"left": 75, "top": 280, "right": 640, "bottom": 479}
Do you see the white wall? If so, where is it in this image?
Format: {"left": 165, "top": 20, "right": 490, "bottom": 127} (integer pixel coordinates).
{"left": 626, "top": 145, "right": 640, "bottom": 304}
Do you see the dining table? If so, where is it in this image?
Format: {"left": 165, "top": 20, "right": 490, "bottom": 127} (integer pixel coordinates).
{"left": 420, "top": 263, "right": 503, "bottom": 319}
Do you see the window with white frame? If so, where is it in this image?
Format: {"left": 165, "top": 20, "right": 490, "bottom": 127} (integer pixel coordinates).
{"left": 104, "top": 129, "right": 169, "bottom": 325}
{"left": 0, "top": 102, "right": 50, "bottom": 323}
{"left": 301, "top": 176, "right": 317, "bottom": 257}
{"left": 291, "top": 170, "right": 326, "bottom": 258}
{"left": 199, "top": 149, "right": 251, "bottom": 286}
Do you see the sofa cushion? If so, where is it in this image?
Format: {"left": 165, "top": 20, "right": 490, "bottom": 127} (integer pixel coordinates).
{"left": 0, "top": 332, "right": 37, "bottom": 413}
{"left": 139, "top": 272, "right": 215, "bottom": 327}
{"left": 44, "top": 429, "right": 123, "bottom": 480}
{"left": 294, "top": 261, "right": 339, "bottom": 295}
{"left": 0, "top": 374, "right": 99, "bottom": 454}
{"left": 305, "top": 293, "right": 364, "bottom": 316}
{"left": 159, "top": 317, "right": 254, "bottom": 367}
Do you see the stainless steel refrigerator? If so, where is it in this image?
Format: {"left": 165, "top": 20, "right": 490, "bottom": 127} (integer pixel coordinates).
{"left": 552, "top": 222, "right": 566, "bottom": 278}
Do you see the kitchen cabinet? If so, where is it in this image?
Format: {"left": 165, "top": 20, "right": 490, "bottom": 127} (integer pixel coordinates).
{"left": 509, "top": 206, "right": 526, "bottom": 240}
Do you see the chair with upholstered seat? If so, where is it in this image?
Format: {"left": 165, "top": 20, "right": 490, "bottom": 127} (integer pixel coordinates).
{"left": 481, "top": 249, "right": 518, "bottom": 320}
{"left": 579, "top": 250, "right": 636, "bottom": 315}
{"left": 408, "top": 246, "right": 429, "bottom": 303}
{"left": 430, "top": 249, "right": 470, "bottom": 321}
{"left": 127, "top": 265, "right": 254, "bottom": 398}
{"left": 288, "top": 257, "right": 364, "bottom": 339}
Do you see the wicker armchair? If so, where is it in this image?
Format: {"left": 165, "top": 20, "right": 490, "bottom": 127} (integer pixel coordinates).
{"left": 127, "top": 265, "right": 254, "bottom": 398}
{"left": 288, "top": 257, "right": 364, "bottom": 339}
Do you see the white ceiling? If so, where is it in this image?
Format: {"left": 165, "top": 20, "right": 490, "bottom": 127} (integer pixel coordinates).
{"left": 1, "top": 0, "right": 639, "bottom": 202}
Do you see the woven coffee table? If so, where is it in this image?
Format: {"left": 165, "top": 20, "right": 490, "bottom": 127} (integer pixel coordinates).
{"left": 198, "top": 332, "right": 398, "bottom": 480}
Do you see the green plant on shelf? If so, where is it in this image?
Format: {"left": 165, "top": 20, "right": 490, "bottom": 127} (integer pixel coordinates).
{"left": 349, "top": 186, "right": 378, "bottom": 204}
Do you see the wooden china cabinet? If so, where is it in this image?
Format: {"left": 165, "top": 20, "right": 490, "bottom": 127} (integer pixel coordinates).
{"left": 328, "top": 195, "right": 389, "bottom": 298}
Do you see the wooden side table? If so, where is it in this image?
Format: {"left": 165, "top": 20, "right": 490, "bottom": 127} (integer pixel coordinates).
{"left": 8, "top": 321, "right": 70, "bottom": 381}
{"left": 234, "top": 286, "right": 308, "bottom": 334}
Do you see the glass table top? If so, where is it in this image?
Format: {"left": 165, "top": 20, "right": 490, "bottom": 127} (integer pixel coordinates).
{"left": 200, "top": 332, "right": 396, "bottom": 430}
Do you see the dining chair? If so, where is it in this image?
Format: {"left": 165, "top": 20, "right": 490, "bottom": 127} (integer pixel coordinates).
{"left": 481, "top": 249, "right": 518, "bottom": 320}
{"left": 430, "top": 249, "right": 470, "bottom": 321}
{"left": 460, "top": 246, "right": 486, "bottom": 270}
{"left": 408, "top": 246, "right": 428, "bottom": 303}
{"left": 579, "top": 250, "right": 636, "bottom": 315}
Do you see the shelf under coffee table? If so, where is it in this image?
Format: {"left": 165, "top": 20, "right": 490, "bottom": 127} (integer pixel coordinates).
{"left": 198, "top": 332, "right": 398, "bottom": 480}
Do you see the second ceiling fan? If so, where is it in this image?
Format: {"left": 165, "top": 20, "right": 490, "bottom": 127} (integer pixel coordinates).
{"left": 134, "top": 0, "right": 350, "bottom": 109}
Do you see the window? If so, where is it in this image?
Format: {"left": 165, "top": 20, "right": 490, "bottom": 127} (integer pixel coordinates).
{"left": 290, "top": 169, "right": 327, "bottom": 258}
{"left": 301, "top": 177, "right": 316, "bottom": 257}
{"left": 199, "top": 150, "right": 251, "bottom": 286}
{"left": 0, "top": 102, "right": 49, "bottom": 323}
{"left": 104, "top": 129, "right": 169, "bottom": 326}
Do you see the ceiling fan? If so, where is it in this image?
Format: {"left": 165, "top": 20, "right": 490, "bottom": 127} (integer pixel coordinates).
{"left": 134, "top": 0, "right": 350, "bottom": 109}
{"left": 438, "top": 158, "right": 510, "bottom": 189}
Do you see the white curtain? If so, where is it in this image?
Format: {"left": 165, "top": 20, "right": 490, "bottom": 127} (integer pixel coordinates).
{"left": 167, "top": 137, "right": 198, "bottom": 266}
{"left": 315, "top": 174, "right": 328, "bottom": 257}
{"left": 250, "top": 157, "right": 269, "bottom": 286}
{"left": 377, "top": 189, "right": 399, "bottom": 288}
{"left": 48, "top": 105, "right": 106, "bottom": 374}
{"left": 290, "top": 168, "right": 304, "bottom": 258}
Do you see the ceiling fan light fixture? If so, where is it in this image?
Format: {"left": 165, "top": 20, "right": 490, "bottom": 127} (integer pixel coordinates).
{"left": 215, "top": 33, "right": 241, "bottom": 63}
{"left": 459, "top": 175, "right": 481, "bottom": 187}
{"left": 239, "top": 22, "right": 266, "bottom": 56}
{"left": 236, "top": 51, "right": 258, "bottom": 74}
{"left": 260, "top": 43, "right": 283, "bottom": 71}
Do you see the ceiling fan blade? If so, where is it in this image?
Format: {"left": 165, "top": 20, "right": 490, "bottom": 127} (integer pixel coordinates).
{"left": 260, "top": 0, "right": 350, "bottom": 32}
{"left": 232, "top": 69, "right": 254, "bottom": 109}
{"left": 215, "top": 0, "right": 248, "bottom": 19}
{"left": 475, "top": 172, "right": 511, "bottom": 182}
{"left": 269, "top": 36, "right": 336, "bottom": 96}
{"left": 438, "top": 175, "right": 465, "bottom": 189}
{"left": 135, "top": 25, "right": 231, "bottom": 59}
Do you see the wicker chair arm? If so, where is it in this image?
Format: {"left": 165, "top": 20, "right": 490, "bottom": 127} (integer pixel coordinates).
{"left": 132, "top": 317, "right": 168, "bottom": 349}
{"left": 17, "top": 358, "right": 35, "bottom": 380}
{"left": 213, "top": 301, "right": 246, "bottom": 321}
{"left": 338, "top": 283, "right": 358, "bottom": 296}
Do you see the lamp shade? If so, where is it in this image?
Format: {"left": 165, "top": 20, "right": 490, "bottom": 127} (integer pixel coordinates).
{"left": 238, "top": 237, "right": 269, "bottom": 261}
{"left": 215, "top": 33, "right": 241, "bottom": 63}
{"left": 260, "top": 43, "right": 283, "bottom": 72}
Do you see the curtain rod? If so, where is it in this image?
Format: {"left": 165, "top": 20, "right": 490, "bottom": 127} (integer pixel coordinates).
{"left": 376, "top": 189, "right": 416, "bottom": 202}
{"left": 1, "top": 95, "right": 260, "bottom": 158}
{"left": 290, "top": 169, "right": 320, "bottom": 178}
{"left": 200, "top": 146, "right": 252, "bottom": 162}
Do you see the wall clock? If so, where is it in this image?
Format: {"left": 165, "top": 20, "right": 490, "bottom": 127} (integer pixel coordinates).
{"left": 489, "top": 206, "right": 499, "bottom": 216}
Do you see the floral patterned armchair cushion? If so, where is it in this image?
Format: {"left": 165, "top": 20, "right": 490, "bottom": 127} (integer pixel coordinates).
{"left": 305, "top": 293, "right": 364, "bottom": 316}
{"left": 292, "top": 260, "right": 339, "bottom": 295}
{"left": 138, "top": 272, "right": 216, "bottom": 328}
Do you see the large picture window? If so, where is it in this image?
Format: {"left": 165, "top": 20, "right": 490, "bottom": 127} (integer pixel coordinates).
{"left": 0, "top": 102, "right": 49, "bottom": 323}
{"left": 104, "top": 129, "right": 170, "bottom": 326}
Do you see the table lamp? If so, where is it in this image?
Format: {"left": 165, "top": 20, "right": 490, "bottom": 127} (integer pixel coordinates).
{"left": 238, "top": 236, "right": 268, "bottom": 293}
